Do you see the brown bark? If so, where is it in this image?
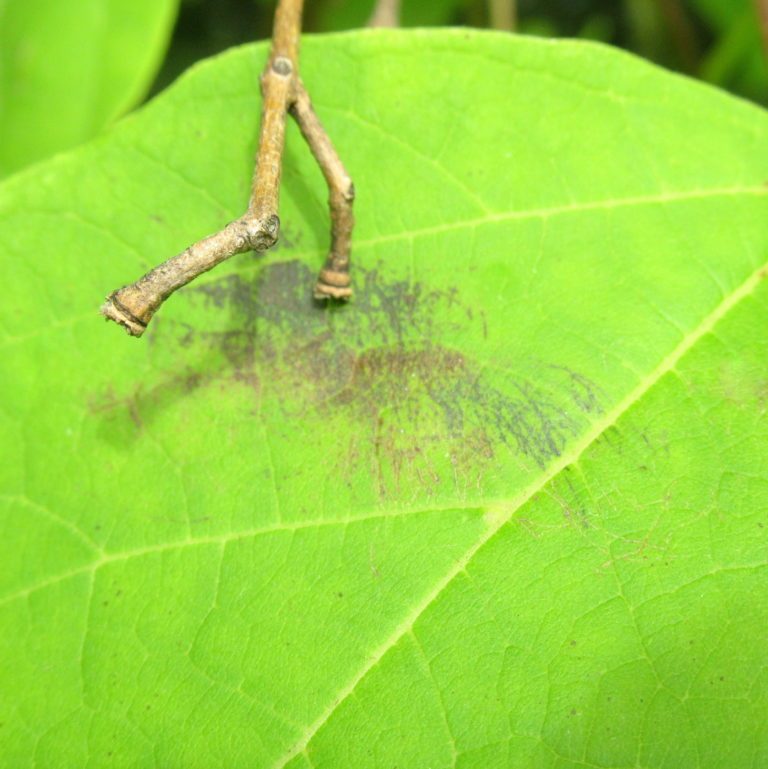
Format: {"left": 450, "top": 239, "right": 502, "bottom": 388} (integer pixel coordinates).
{"left": 102, "top": 0, "right": 355, "bottom": 336}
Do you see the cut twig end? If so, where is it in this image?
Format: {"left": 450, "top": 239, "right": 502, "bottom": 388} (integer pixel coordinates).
{"left": 313, "top": 285, "right": 353, "bottom": 301}
{"left": 101, "top": 293, "right": 148, "bottom": 337}
{"left": 314, "top": 268, "right": 352, "bottom": 300}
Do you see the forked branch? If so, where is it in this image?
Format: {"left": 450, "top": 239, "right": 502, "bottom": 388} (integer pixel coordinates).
{"left": 101, "top": 0, "right": 354, "bottom": 336}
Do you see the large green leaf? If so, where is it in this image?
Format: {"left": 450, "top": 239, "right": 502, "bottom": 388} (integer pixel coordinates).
{"left": 0, "top": 0, "right": 179, "bottom": 177}
{"left": 1, "top": 29, "right": 767, "bottom": 768}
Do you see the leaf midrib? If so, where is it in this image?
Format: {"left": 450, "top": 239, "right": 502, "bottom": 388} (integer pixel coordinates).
{"left": 269, "top": 255, "right": 768, "bottom": 768}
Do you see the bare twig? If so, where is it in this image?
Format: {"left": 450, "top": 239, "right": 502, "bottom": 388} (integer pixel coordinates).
{"left": 292, "top": 85, "right": 355, "bottom": 298}
{"left": 101, "top": 0, "right": 355, "bottom": 336}
{"left": 367, "top": 0, "right": 401, "bottom": 28}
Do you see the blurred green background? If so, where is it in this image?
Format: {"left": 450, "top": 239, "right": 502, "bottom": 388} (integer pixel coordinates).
{"left": 1, "top": 0, "right": 766, "bottom": 179}
{"left": 153, "top": 0, "right": 768, "bottom": 105}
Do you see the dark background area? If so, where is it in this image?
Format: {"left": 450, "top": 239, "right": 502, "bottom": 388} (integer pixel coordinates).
{"left": 151, "top": 0, "right": 768, "bottom": 105}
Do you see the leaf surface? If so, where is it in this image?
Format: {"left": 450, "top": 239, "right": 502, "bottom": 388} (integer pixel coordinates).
{"left": 0, "top": 0, "right": 179, "bottom": 177}
{"left": 1, "top": 29, "right": 767, "bottom": 768}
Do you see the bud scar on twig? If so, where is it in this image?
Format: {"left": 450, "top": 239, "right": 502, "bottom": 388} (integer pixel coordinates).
{"left": 101, "top": 0, "right": 354, "bottom": 337}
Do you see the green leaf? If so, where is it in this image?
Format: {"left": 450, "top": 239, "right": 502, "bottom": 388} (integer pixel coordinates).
{"left": 0, "top": 0, "right": 179, "bottom": 177}
{"left": 2, "top": 29, "right": 768, "bottom": 767}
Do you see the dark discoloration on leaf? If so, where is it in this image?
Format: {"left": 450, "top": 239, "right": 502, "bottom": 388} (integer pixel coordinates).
{"left": 95, "top": 260, "right": 604, "bottom": 497}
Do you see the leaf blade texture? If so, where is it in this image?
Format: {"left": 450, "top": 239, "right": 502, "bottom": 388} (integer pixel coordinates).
{"left": 1, "top": 30, "right": 767, "bottom": 768}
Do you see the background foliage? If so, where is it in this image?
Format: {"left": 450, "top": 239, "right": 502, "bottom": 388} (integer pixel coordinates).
{"left": 156, "top": 0, "right": 768, "bottom": 105}
{"left": 0, "top": 0, "right": 179, "bottom": 177}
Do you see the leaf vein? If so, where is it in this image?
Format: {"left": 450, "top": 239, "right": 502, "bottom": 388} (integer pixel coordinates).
{"left": 0, "top": 506, "right": 475, "bottom": 607}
